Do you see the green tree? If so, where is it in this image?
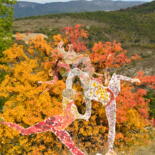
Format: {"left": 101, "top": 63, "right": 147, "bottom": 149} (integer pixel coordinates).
{"left": 0, "top": 0, "right": 16, "bottom": 111}
{"left": 0, "top": 0, "right": 16, "bottom": 56}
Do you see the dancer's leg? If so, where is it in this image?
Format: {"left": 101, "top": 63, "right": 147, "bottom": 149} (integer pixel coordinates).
{"left": 1, "top": 121, "right": 51, "bottom": 135}
{"left": 1, "top": 121, "right": 85, "bottom": 155}
{"left": 52, "top": 129, "right": 85, "bottom": 155}
{"left": 1, "top": 122, "right": 25, "bottom": 133}
{"left": 105, "top": 100, "right": 116, "bottom": 153}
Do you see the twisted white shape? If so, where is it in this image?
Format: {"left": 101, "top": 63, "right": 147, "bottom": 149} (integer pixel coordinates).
{"left": 65, "top": 68, "right": 138, "bottom": 154}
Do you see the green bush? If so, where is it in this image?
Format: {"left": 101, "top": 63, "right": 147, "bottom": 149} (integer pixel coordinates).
{"left": 0, "top": 0, "right": 16, "bottom": 55}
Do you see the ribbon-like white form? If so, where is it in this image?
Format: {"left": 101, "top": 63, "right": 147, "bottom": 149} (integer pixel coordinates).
{"left": 65, "top": 68, "right": 139, "bottom": 154}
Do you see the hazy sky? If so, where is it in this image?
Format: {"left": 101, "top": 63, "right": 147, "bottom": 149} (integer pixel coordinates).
{"left": 18, "top": 0, "right": 153, "bottom": 4}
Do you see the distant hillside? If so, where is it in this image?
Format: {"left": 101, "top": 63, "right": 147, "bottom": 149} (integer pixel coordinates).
{"left": 14, "top": 1, "right": 155, "bottom": 75}
{"left": 14, "top": 0, "right": 145, "bottom": 18}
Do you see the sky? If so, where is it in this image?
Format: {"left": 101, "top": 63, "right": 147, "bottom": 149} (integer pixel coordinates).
{"left": 18, "top": 0, "right": 153, "bottom": 4}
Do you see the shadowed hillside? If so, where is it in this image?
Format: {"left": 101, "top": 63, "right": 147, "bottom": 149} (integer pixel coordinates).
{"left": 14, "top": 0, "right": 144, "bottom": 18}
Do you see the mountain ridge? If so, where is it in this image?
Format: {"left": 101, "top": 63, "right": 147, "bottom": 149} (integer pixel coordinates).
{"left": 14, "top": 0, "right": 145, "bottom": 18}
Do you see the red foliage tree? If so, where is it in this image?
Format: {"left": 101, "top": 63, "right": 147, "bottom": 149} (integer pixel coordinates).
{"left": 64, "top": 24, "right": 88, "bottom": 52}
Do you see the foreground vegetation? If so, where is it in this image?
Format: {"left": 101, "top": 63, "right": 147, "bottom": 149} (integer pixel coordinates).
{"left": 0, "top": 25, "right": 155, "bottom": 154}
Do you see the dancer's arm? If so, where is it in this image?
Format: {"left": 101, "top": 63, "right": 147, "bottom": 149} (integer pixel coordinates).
{"left": 116, "top": 74, "right": 140, "bottom": 83}
{"left": 38, "top": 77, "right": 58, "bottom": 85}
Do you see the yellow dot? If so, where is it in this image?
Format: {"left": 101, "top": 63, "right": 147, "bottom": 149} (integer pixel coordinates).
{"left": 92, "top": 82, "right": 97, "bottom": 87}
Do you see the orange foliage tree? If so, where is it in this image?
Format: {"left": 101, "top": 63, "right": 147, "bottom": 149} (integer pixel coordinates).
{"left": 0, "top": 25, "right": 154, "bottom": 154}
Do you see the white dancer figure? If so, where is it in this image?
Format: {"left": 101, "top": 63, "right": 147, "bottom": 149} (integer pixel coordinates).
{"left": 65, "top": 68, "right": 140, "bottom": 155}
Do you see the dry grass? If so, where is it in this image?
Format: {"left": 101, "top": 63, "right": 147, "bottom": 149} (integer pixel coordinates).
{"left": 13, "top": 17, "right": 106, "bottom": 32}
{"left": 90, "top": 139, "right": 155, "bottom": 155}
